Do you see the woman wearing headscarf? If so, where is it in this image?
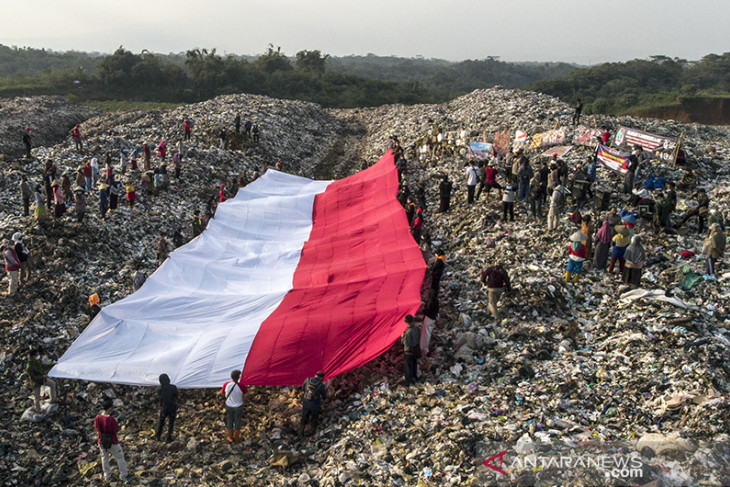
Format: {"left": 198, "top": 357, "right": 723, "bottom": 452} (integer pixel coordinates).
{"left": 593, "top": 218, "right": 613, "bottom": 270}
{"left": 609, "top": 225, "right": 630, "bottom": 274}
{"left": 623, "top": 235, "right": 646, "bottom": 287}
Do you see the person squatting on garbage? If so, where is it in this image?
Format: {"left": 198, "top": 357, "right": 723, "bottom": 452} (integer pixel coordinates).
{"left": 609, "top": 225, "right": 631, "bottom": 274}
{"left": 299, "top": 371, "right": 327, "bottom": 437}
{"left": 4, "top": 239, "right": 21, "bottom": 295}
{"left": 480, "top": 262, "right": 511, "bottom": 321}
{"left": 155, "top": 373, "right": 178, "bottom": 443}
{"left": 26, "top": 348, "right": 58, "bottom": 410}
{"left": 593, "top": 217, "right": 614, "bottom": 270}
{"left": 94, "top": 397, "right": 129, "bottom": 482}
{"left": 221, "top": 370, "right": 248, "bottom": 443}
{"left": 703, "top": 223, "right": 726, "bottom": 276}
{"left": 401, "top": 315, "right": 421, "bottom": 386}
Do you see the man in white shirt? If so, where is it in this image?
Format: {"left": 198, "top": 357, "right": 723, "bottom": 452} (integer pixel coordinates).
{"left": 221, "top": 370, "right": 248, "bottom": 443}
{"left": 465, "top": 161, "right": 479, "bottom": 205}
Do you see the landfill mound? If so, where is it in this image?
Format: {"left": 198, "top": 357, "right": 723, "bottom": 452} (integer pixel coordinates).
{"left": 1, "top": 89, "right": 729, "bottom": 485}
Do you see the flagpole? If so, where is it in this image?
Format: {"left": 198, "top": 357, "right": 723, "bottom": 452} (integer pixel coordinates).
{"left": 672, "top": 131, "right": 684, "bottom": 167}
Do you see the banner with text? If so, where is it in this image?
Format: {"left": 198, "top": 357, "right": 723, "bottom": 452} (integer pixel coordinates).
{"left": 596, "top": 144, "right": 630, "bottom": 175}
{"left": 614, "top": 126, "right": 676, "bottom": 161}
{"left": 512, "top": 130, "right": 528, "bottom": 151}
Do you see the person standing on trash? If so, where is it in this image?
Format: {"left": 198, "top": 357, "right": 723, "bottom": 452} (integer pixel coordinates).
{"left": 547, "top": 184, "right": 567, "bottom": 231}
{"left": 155, "top": 373, "right": 178, "bottom": 443}
{"left": 572, "top": 98, "right": 583, "bottom": 125}
{"left": 566, "top": 230, "right": 588, "bottom": 283}
{"left": 33, "top": 185, "right": 46, "bottom": 221}
{"left": 609, "top": 225, "right": 630, "bottom": 274}
{"left": 678, "top": 189, "right": 710, "bottom": 235}
{"left": 71, "top": 124, "right": 83, "bottom": 152}
{"left": 654, "top": 192, "right": 672, "bottom": 232}
{"left": 51, "top": 180, "right": 66, "bottom": 218}
{"left": 622, "top": 235, "right": 646, "bottom": 288}
{"left": 528, "top": 172, "right": 543, "bottom": 219}
{"left": 192, "top": 210, "right": 203, "bottom": 237}
{"left": 61, "top": 172, "right": 73, "bottom": 204}
{"left": 183, "top": 118, "right": 192, "bottom": 141}
{"left": 703, "top": 223, "right": 725, "bottom": 276}
{"left": 26, "top": 348, "right": 59, "bottom": 410}
{"left": 517, "top": 156, "right": 533, "bottom": 202}
{"left": 623, "top": 146, "right": 642, "bottom": 194}
{"left": 44, "top": 160, "right": 56, "bottom": 209}
{"left": 483, "top": 161, "right": 502, "bottom": 202}
{"left": 581, "top": 215, "right": 594, "bottom": 260}
{"left": 158, "top": 140, "right": 167, "bottom": 161}
{"left": 172, "top": 150, "right": 182, "bottom": 180}
{"left": 221, "top": 370, "right": 248, "bottom": 443}
{"left": 219, "top": 184, "right": 227, "bottom": 203}
{"left": 502, "top": 182, "right": 516, "bottom": 222}
{"left": 234, "top": 114, "right": 241, "bottom": 134}
{"left": 88, "top": 293, "right": 101, "bottom": 321}
{"left": 428, "top": 254, "right": 446, "bottom": 292}
{"left": 465, "top": 161, "right": 479, "bottom": 204}
{"left": 299, "top": 371, "right": 327, "bottom": 437}
{"left": 438, "top": 175, "right": 452, "bottom": 213}
{"left": 95, "top": 398, "right": 130, "bottom": 483}
{"left": 12, "top": 233, "right": 30, "bottom": 286}
{"left": 401, "top": 315, "right": 421, "bottom": 386}
{"left": 98, "top": 182, "right": 109, "bottom": 220}
{"left": 22, "top": 127, "right": 32, "bottom": 158}
{"left": 480, "top": 261, "right": 511, "bottom": 321}
{"left": 4, "top": 240, "right": 21, "bottom": 296}
{"left": 74, "top": 186, "right": 86, "bottom": 223}
{"left": 411, "top": 208, "right": 423, "bottom": 245}
{"left": 156, "top": 233, "right": 170, "bottom": 265}
{"left": 19, "top": 175, "right": 32, "bottom": 216}
{"left": 252, "top": 123, "right": 260, "bottom": 143}
{"left": 593, "top": 218, "right": 613, "bottom": 270}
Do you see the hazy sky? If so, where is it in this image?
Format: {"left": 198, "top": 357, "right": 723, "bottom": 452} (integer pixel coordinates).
{"left": 1, "top": 0, "right": 728, "bottom": 64}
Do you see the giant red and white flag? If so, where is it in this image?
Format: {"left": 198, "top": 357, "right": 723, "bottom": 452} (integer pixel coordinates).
{"left": 50, "top": 151, "right": 426, "bottom": 387}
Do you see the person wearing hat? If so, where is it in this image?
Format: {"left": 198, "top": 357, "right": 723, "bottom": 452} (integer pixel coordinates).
{"left": 480, "top": 262, "right": 511, "bottom": 321}
{"left": 703, "top": 223, "right": 726, "bottom": 276}
{"left": 411, "top": 208, "right": 423, "bottom": 244}
{"left": 74, "top": 186, "right": 86, "bottom": 223}
{"left": 609, "top": 225, "right": 630, "bottom": 274}
{"left": 94, "top": 397, "right": 129, "bottom": 482}
{"left": 125, "top": 180, "right": 137, "bottom": 210}
{"left": 221, "top": 370, "right": 248, "bottom": 443}
{"left": 12, "top": 232, "right": 30, "bottom": 285}
{"left": 300, "top": 371, "right": 327, "bottom": 437}
{"left": 88, "top": 293, "right": 101, "bottom": 321}
{"left": 22, "top": 127, "right": 32, "bottom": 158}
{"left": 566, "top": 231, "right": 588, "bottom": 283}
{"left": 51, "top": 180, "right": 66, "bottom": 218}
{"left": 401, "top": 315, "right": 421, "bottom": 386}
{"left": 3, "top": 239, "right": 21, "bottom": 295}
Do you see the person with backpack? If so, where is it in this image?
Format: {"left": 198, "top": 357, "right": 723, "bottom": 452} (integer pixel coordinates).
{"left": 221, "top": 370, "right": 248, "bottom": 443}
{"left": 299, "top": 371, "right": 327, "bottom": 437}
{"left": 401, "top": 315, "right": 421, "bottom": 386}
{"left": 155, "top": 373, "right": 178, "bottom": 443}
{"left": 94, "top": 398, "right": 129, "bottom": 482}
{"left": 547, "top": 184, "right": 567, "bottom": 231}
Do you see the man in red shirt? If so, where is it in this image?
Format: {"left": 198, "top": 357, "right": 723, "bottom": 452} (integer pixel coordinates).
{"left": 94, "top": 398, "right": 129, "bottom": 482}
{"left": 71, "top": 124, "right": 83, "bottom": 152}
{"left": 480, "top": 262, "right": 511, "bottom": 321}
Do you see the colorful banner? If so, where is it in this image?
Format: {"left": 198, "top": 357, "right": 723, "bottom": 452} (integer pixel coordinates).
{"left": 613, "top": 126, "right": 676, "bottom": 161}
{"left": 492, "top": 130, "right": 510, "bottom": 156}
{"left": 542, "top": 145, "right": 573, "bottom": 158}
{"left": 572, "top": 126, "right": 602, "bottom": 146}
{"left": 467, "top": 141, "right": 493, "bottom": 160}
{"left": 596, "top": 144, "right": 630, "bottom": 175}
{"left": 529, "top": 128, "right": 567, "bottom": 149}
{"left": 512, "top": 130, "right": 528, "bottom": 151}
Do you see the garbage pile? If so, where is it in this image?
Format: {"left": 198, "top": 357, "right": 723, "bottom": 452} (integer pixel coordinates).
{"left": 0, "top": 88, "right": 729, "bottom": 485}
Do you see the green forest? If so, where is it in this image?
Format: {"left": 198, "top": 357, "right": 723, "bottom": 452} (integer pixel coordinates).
{"left": 1, "top": 44, "right": 729, "bottom": 118}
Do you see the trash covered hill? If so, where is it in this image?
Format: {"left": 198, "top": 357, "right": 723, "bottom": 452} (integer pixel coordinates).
{"left": 1, "top": 89, "right": 729, "bottom": 486}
